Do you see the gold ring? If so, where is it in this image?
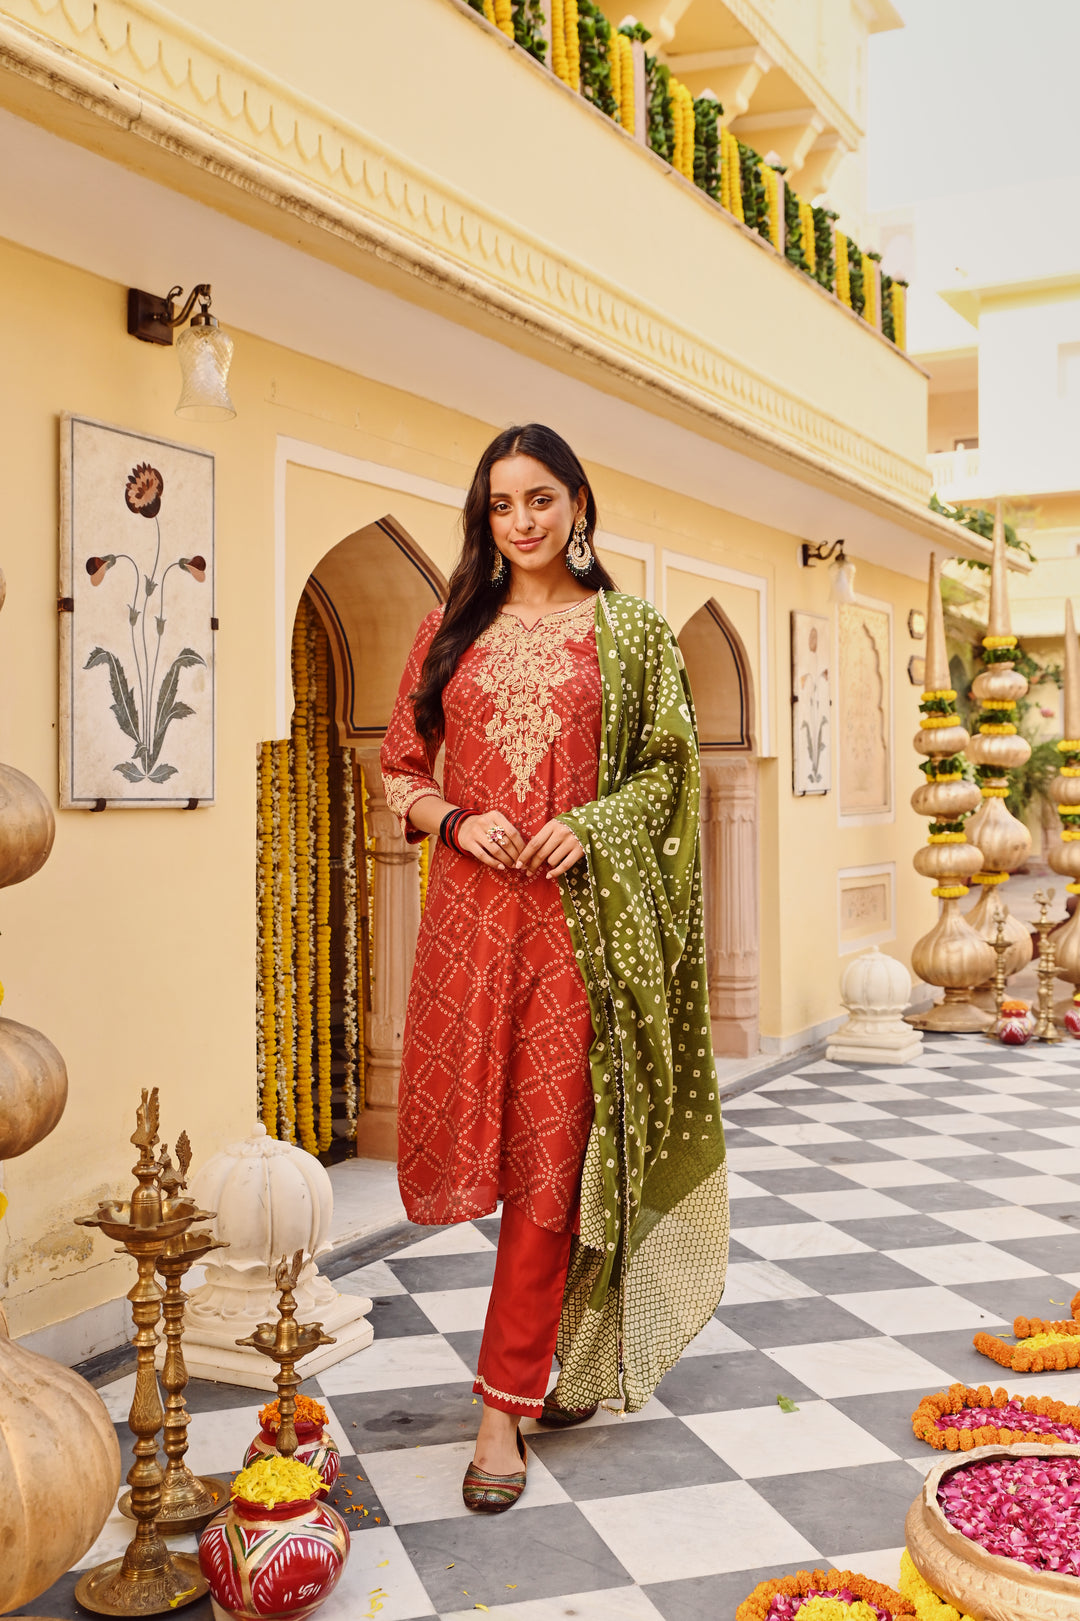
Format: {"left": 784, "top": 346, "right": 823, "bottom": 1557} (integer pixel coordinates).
{"left": 487, "top": 825, "right": 507, "bottom": 846}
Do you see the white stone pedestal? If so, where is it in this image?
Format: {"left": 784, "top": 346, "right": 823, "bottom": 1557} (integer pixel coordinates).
{"left": 826, "top": 946, "right": 924, "bottom": 1065}
{"left": 179, "top": 1124, "right": 373, "bottom": 1390}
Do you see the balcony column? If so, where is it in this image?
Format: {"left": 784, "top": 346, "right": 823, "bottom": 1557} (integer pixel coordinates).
{"left": 354, "top": 749, "right": 421, "bottom": 1160}
{"left": 701, "top": 754, "right": 759, "bottom": 1058}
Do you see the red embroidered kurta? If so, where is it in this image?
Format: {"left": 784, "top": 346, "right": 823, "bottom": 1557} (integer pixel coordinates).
{"left": 381, "top": 595, "right": 601, "bottom": 1234}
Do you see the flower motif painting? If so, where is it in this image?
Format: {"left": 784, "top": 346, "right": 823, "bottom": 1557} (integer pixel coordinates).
{"left": 60, "top": 418, "right": 215, "bottom": 807}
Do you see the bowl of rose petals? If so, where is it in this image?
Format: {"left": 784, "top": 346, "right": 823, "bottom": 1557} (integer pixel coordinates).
{"left": 906, "top": 1444, "right": 1080, "bottom": 1621}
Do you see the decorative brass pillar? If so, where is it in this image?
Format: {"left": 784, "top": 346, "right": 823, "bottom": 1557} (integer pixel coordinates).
{"left": 963, "top": 506, "right": 1034, "bottom": 1003}
{"left": 700, "top": 755, "right": 759, "bottom": 1057}
{"left": 74, "top": 1091, "right": 208, "bottom": 1616}
{"left": 906, "top": 554, "right": 995, "bottom": 1031}
{"left": 354, "top": 752, "right": 421, "bottom": 1159}
{"left": 1047, "top": 600, "right": 1080, "bottom": 988}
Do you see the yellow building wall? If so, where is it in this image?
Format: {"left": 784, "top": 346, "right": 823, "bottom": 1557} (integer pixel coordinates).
{"left": 0, "top": 230, "right": 935, "bottom": 1337}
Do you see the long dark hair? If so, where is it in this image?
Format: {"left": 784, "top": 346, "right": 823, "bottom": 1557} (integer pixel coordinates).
{"left": 411, "top": 423, "right": 617, "bottom": 745}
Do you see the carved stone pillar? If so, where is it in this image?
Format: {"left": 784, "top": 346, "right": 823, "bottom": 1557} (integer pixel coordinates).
{"left": 355, "top": 751, "right": 421, "bottom": 1160}
{"left": 701, "top": 754, "right": 760, "bottom": 1057}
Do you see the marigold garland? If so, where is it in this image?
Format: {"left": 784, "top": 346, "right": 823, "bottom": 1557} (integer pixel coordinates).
{"left": 257, "top": 742, "right": 276, "bottom": 1132}
{"left": 614, "top": 30, "right": 634, "bottom": 130}
{"left": 563, "top": 0, "right": 580, "bottom": 90}
{"left": 862, "top": 252, "right": 877, "bottom": 326}
{"left": 835, "top": 231, "right": 851, "bottom": 307}
{"left": 341, "top": 745, "right": 360, "bottom": 1137}
{"left": 736, "top": 1568, "right": 913, "bottom": 1621}
{"left": 897, "top": 1551, "right": 977, "bottom": 1621}
{"left": 912, "top": 1382, "right": 1080, "bottom": 1451}
{"left": 762, "top": 166, "right": 782, "bottom": 251}
{"left": 493, "top": 0, "right": 513, "bottom": 36}
{"left": 975, "top": 1293, "right": 1080, "bottom": 1371}
{"left": 274, "top": 739, "right": 296, "bottom": 1144}
{"left": 890, "top": 281, "right": 907, "bottom": 349}
{"left": 313, "top": 620, "right": 333, "bottom": 1154}
{"left": 291, "top": 600, "right": 316, "bottom": 1154}
{"left": 799, "top": 199, "right": 816, "bottom": 272}
{"left": 721, "top": 126, "right": 744, "bottom": 221}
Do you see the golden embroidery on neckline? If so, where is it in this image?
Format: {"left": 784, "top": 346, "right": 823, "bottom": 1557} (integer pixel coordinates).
{"left": 473, "top": 596, "right": 595, "bottom": 801}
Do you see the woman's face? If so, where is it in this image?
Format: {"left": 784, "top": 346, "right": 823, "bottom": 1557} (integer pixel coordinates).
{"left": 488, "top": 455, "right": 586, "bottom": 577}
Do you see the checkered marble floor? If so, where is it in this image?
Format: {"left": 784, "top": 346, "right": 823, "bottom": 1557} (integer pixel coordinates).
{"left": 19, "top": 1034, "right": 1080, "bottom": 1621}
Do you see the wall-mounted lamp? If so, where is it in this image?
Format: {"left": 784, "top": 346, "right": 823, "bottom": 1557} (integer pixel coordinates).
{"left": 127, "top": 283, "right": 236, "bottom": 423}
{"left": 800, "top": 538, "right": 856, "bottom": 604}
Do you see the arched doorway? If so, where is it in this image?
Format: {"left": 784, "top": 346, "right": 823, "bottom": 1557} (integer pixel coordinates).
{"left": 679, "top": 600, "right": 760, "bottom": 1058}
{"left": 256, "top": 517, "right": 447, "bottom": 1161}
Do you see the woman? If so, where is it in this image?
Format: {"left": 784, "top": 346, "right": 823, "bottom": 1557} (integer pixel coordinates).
{"left": 381, "top": 424, "right": 728, "bottom": 1513}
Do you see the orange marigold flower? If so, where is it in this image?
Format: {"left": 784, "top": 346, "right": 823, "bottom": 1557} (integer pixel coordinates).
{"left": 258, "top": 1393, "right": 328, "bottom": 1433}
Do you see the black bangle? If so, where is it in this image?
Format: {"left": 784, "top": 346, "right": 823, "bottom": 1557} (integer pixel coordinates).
{"left": 439, "top": 807, "right": 477, "bottom": 852}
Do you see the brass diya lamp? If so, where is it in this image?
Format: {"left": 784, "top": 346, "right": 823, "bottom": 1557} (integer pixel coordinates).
{"left": 117, "top": 1133, "right": 226, "bottom": 1535}
{"left": 1033, "top": 889, "right": 1063, "bottom": 1044}
{"left": 237, "top": 1250, "right": 335, "bottom": 1458}
{"left": 74, "top": 1091, "right": 210, "bottom": 1616}
{"left": 907, "top": 553, "right": 995, "bottom": 1031}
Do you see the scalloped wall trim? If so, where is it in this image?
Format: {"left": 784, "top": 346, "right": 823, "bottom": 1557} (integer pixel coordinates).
{"left": 0, "top": 2, "right": 936, "bottom": 517}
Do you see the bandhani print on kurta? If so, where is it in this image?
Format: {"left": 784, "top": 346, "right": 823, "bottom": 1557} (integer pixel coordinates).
{"left": 382, "top": 595, "right": 600, "bottom": 1235}
{"left": 553, "top": 591, "right": 728, "bottom": 1413}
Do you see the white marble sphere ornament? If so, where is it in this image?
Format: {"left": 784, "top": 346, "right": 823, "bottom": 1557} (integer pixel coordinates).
{"left": 180, "top": 1123, "right": 373, "bottom": 1389}
{"left": 826, "top": 945, "right": 924, "bottom": 1065}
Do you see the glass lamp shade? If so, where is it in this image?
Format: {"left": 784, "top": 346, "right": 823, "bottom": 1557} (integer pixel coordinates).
{"left": 830, "top": 557, "right": 857, "bottom": 604}
{"left": 175, "top": 322, "right": 236, "bottom": 422}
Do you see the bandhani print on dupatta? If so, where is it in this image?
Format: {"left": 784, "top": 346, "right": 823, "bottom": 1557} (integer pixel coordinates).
{"left": 554, "top": 590, "right": 729, "bottom": 1412}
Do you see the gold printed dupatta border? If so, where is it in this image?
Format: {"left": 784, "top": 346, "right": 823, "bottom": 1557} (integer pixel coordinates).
{"left": 553, "top": 591, "right": 728, "bottom": 1412}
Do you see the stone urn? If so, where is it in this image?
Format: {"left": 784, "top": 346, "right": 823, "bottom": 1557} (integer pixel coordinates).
{"left": 199, "top": 1488, "right": 349, "bottom": 1621}
{"left": 243, "top": 1420, "right": 341, "bottom": 1496}
{"left": 0, "top": 1014, "right": 68, "bottom": 1160}
{"left": 826, "top": 946, "right": 923, "bottom": 1064}
{"left": 182, "top": 1123, "right": 372, "bottom": 1387}
{"left": 905, "top": 1444, "right": 1080, "bottom": 1621}
{"left": 0, "top": 1328, "right": 122, "bottom": 1612}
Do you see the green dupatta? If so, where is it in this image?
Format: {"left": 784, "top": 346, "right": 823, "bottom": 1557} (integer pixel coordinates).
{"left": 554, "top": 590, "right": 729, "bottom": 1413}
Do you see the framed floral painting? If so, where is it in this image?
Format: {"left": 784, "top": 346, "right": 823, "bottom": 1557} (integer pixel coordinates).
{"left": 59, "top": 416, "right": 215, "bottom": 808}
{"left": 791, "top": 610, "right": 830, "bottom": 795}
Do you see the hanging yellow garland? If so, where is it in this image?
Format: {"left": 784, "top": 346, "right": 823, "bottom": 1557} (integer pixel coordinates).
{"left": 275, "top": 738, "right": 296, "bottom": 1143}
{"left": 493, "top": 0, "right": 513, "bottom": 35}
{"left": 341, "top": 745, "right": 360, "bottom": 1138}
{"left": 835, "top": 232, "right": 851, "bottom": 307}
{"left": 764, "top": 167, "right": 782, "bottom": 250}
{"left": 291, "top": 601, "right": 316, "bottom": 1154}
{"left": 313, "top": 619, "right": 333, "bottom": 1154}
{"left": 551, "top": 0, "right": 567, "bottom": 84}
{"left": 862, "top": 253, "right": 877, "bottom": 326}
{"left": 721, "top": 127, "right": 743, "bottom": 221}
{"left": 617, "top": 33, "right": 634, "bottom": 131}
{"left": 482, "top": 0, "right": 495, "bottom": 22}
{"left": 257, "top": 742, "right": 277, "bottom": 1135}
{"left": 564, "top": 0, "right": 580, "bottom": 92}
{"left": 891, "top": 281, "right": 907, "bottom": 349}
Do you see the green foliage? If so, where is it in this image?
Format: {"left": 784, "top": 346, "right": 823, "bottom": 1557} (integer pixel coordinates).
{"left": 1009, "top": 738, "right": 1062, "bottom": 821}
{"left": 577, "top": 1, "right": 616, "bottom": 116}
{"left": 738, "top": 141, "right": 769, "bottom": 238}
{"left": 811, "top": 207, "right": 837, "bottom": 292}
{"left": 618, "top": 19, "right": 652, "bottom": 41}
{"left": 784, "top": 188, "right": 810, "bottom": 273}
{"left": 513, "top": 0, "right": 547, "bottom": 61}
{"left": 881, "top": 273, "right": 897, "bottom": 343}
{"left": 846, "top": 236, "right": 865, "bottom": 317}
{"left": 646, "top": 56, "right": 673, "bottom": 164}
{"left": 930, "top": 494, "right": 1037, "bottom": 569}
{"left": 693, "top": 95, "right": 722, "bottom": 200}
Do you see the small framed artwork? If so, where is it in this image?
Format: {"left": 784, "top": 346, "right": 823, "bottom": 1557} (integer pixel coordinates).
{"left": 59, "top": 415, "right": 216, "bottom": 808}
{"left": 791, "top": 611, "right": 831, "bottom": 795}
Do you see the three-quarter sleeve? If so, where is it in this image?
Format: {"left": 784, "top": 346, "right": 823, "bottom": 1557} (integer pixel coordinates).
{"left": 381, "top": 607, "right": 444, "bottom": 842}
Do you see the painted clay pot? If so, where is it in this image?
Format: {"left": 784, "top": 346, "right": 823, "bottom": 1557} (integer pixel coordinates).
{"left": 243, "top": 1421, "right": 341, "bottom": 1495}
{"left": 0, "top": 1329, "right": 122, "bottom": 1612}
{"left": 0, "top": 763, "right": 54, "bottom": 890}
{"left": 998, "top": 1016, "right": 1032, "bottom": 1046}
{"left": 199, "top": 1490, "right": 349, "bottom": 1621}
{"left": 0, "top": 1015, "right": 68, "bottom": 1160}
{"left": 1064, "top": 1005, "right": 1080, "bottom": 1038}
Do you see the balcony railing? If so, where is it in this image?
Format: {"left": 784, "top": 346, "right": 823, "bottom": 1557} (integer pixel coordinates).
{"left": 928, "top": 447, "right": 982, "bottom": 499}
{"left": 461, "top": 0, "right": 908, "bottom": 348}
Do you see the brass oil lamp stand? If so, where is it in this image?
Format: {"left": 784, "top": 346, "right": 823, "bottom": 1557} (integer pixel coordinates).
{"left": 1033, "top": 889, "right": 1063, "bottom": 1043}
{"left": 237, "top": 1250, "right": 335, "bottom": 1458}
{"left": 117, "top": 1134, "right": 226, "bottom": 1534}
{"left": 74, "top": 1091, "right": 210, "bottom": 1615}
{"left": 985, "top": 900, "right": 1010, "bottom": 1039}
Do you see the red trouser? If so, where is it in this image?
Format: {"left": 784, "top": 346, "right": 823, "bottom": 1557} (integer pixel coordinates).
{"left": 473, "top": 1200, "right": 573, "bottom": 1417}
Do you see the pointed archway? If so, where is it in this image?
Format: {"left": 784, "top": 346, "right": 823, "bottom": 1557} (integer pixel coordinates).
{"left": 257, "top": 518, "right": 446, "bottom": 1162}
{"left": 679, "top": 600, "right": 760, "bottom": 1058}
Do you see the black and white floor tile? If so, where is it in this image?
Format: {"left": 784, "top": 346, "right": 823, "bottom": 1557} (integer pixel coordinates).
{"left": 18, "top": 1035, "right": 1080, "bottom": 1621}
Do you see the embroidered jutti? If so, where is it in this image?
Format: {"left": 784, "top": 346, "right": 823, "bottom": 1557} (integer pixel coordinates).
{"left": 554, "top": 591, "right": 729, "bottom": 1413}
